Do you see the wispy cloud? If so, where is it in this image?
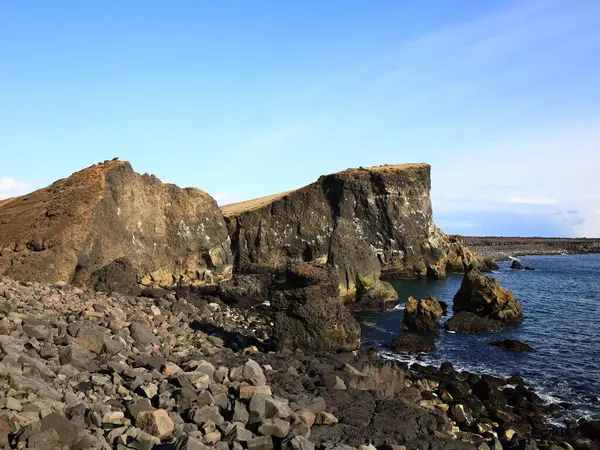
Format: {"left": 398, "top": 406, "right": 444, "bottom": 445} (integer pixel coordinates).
{"left": 211, "top": 191, "right": 245, "bottom": 206}
{"left": 0, "top": 177, "right": 31, "bottom": 200}
{"left": 505, "top": 197, "right": 558, "bottom": 206}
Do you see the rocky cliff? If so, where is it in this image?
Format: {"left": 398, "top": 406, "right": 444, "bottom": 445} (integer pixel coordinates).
{"left": 0, "top": 160, "right": 232, "bottom": 292}
{"left": 222, "top": 164, "right": 481, "bottom": 297}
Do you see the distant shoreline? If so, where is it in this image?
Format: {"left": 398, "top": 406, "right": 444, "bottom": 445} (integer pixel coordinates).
{"left": 462, "top": 236, "right": 600, "bottom": 260}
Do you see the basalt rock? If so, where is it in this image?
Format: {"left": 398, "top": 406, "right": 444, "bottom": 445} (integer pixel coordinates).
{"left": 452, "top": 265, "right": 523, "bottom": 324}
{"left": 222, "top": 164, "right": 484, "bottom": 301}
{"left": 402, "top": 296, "right": 443, "bottom": 332}
{"left": 444, "top": 311, "right": 504, "bottom": 333}
{"left": 489, "top": 339, "right": 534, "bottom": 353}
{"left": 217, "top": 274, "right": 269, "bottom": 308}
{"left": 0, "top": 160, "right": 233, "bottom": 292}
{"left": 391, "top": 333, "right": 435, "bottom": 354}
{"left": 510, "top": 260, "right": 523, "bottom": 270}
{"left": 269, "top": 263, "right": 361, "bottom": 352}
{"left": 348, "top": 280, "right": 398, "bottom": 312}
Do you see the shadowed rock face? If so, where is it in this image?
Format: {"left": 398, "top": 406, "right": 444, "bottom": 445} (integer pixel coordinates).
{"left": 0, "top": 160, "right": 232, "bottom": 291}
{"left": 223, "top": 164, "right": 481, "bottom": 298}
{"left": 269, "top": 263, "right": 361, "bottom": 352}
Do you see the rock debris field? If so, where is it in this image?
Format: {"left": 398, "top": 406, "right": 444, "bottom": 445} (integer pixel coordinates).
{"left": 0, "top": 276, "right": 598, "bottom": 450}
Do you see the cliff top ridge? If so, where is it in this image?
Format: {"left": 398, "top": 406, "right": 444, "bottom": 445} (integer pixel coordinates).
{"left": 221, "top": 162, "right": 428, "bottom": 217}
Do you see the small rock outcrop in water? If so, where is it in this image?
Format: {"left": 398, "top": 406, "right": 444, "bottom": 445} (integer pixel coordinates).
{"left": 510, "top": 260, "right": 524, "bottom": 270}
{"left": 391, "top": 333, "right": 435, "bottom": 354}
{"left": 451, "top": 265, "right": 523, "bottom": 328}
{"left": 269, "top": 263, "right": 361, "bottom": 352}
{"left": 511, "top": 260, "right": 536, "bottom": 271}
{"left": 222, "top": 164, "right": 485, "bottom": 301}
{"left": 402, "top": 296, "right": 443, "bottom": 332}
{"left": 489, "top": 339, "right": 534, "bottom": 352}
{"left": 348, "top": 280, "right": 398, "bottom": 311}
{"left": 0, "top": 161, "right": 233, "bottom": 292}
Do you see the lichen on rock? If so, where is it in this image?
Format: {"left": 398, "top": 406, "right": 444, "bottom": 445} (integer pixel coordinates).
{"left": 402, "top": 296, "right": 443, "bottom": 332}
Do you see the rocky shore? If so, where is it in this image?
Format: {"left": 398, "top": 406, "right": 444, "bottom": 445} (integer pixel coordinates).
{"left": 1, "top": 276, "right": 598, "bottom": 450}
{"left": 0, "top": 160, "right": 598, "bottom": 449}
{"left": 463, "top": 237, "right": 600, "bottom": 261}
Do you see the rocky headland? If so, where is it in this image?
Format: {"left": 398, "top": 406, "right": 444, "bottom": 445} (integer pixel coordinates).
{"left": 463, "top": 237, "right": 600, "bottom": 261}
{"left": 0, "top": 160, "right": 233, "bottom": 293}
{"left": 0, "top": 160, "right": 597, "bottom": 450}
{"left": 222, "top": 164, "right": 487, "bottom": 306}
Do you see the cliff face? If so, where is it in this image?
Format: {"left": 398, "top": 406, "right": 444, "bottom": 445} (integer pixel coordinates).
{"left": 0, "top": 160, "right": 232, "bottom": 291}
{"left": 223, "top": 164, "right": 480, "bottom": 297}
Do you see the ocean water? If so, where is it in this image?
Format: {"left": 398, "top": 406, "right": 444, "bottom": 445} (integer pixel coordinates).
{"left": 357, "top": 254, "right": 600, "bottom": 424}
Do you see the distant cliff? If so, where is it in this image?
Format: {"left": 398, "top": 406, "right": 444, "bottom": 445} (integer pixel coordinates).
{"left": 0, "top": 160, "right": 232, "bottom": 292}
{"left": 222, "top": 164, "right": 481, "bottom": 297}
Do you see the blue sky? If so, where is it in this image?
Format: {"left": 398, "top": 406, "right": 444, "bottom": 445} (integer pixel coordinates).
{"left": 1, "top": 1, "right": 599, "bottom": 237}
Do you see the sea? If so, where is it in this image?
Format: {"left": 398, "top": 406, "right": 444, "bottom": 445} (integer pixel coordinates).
{"left": 357, "top": 254, "right": 600, "bottom": 425}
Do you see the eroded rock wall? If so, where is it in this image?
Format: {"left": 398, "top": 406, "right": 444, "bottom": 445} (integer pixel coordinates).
{"left": 0, "top": 160, "right": 232, "bottom": 291}
{"left": 223, "top": 164, "right": 481, "bottom": 297}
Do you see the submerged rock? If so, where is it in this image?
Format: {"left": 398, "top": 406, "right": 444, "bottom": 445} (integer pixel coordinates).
{"left": 391, "top": 333, "right": 435, "bottom": 354}
{"left": 452, "top": 265, "right": 523, "bottom": 324}
{"left": 489, "top": 339, "right": 534, "bottom": 353}
{"left": 402, "top": 296, "right": 443, "bottom": 332}
{"left": 444, "top": 311, "right": 504, "bottom": 333}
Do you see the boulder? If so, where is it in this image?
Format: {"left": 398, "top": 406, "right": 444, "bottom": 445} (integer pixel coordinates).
{"left": 483, "top": 258, "right": 499, "bottom": 270}
{"left": 222, "top": 164, "right": 484, "bottom": 298}
{"left": 269, "top": 263, "right": 361, "bottom": 352}
{"left": 391, "top": 333, "right": 435, "bottom": 354}
{"left": 136, "top": 409, "right": 175, "bottom": 440}
{"left": 349, "top": 280, "right": 398, "bottom": 311}
{"left": 217, "top": 274, "right": 268, "bottom": 308}
{"left": 0, "top": 160, "right": 233, "bottom": 292}
{"left": 229, "top": 360, "right": 266, "bottom": 386}
{"left": 452, "top": 265, "right": 523, "bottom": 324}
{"left": 489, "top": 339, "right": 534, "bottom": 352}
{"left": 444, "top": 311, "right": 504, "bottom": 333}
{"left": 402, "top": 296, "right": 443, "bottom": 332}
{"left": 510, "top": 260, "right": 523, "bottom": 270}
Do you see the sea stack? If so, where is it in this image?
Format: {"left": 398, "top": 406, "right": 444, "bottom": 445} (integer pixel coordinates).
{"left": 446, "top": 265, "right": 523, "bottom": 333}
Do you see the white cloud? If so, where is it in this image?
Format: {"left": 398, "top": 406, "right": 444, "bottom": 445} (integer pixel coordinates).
{"left": 0, "top": 177, "right": 31, "bottom": 200}
{"left": 505, "top": 197, "right": 558, "bottom": 205}
{"left": 430, "top": 117, "right": 600, "bottom": 238}
{"left": 211, "top": 192, "right": 245, "bottom": 206}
